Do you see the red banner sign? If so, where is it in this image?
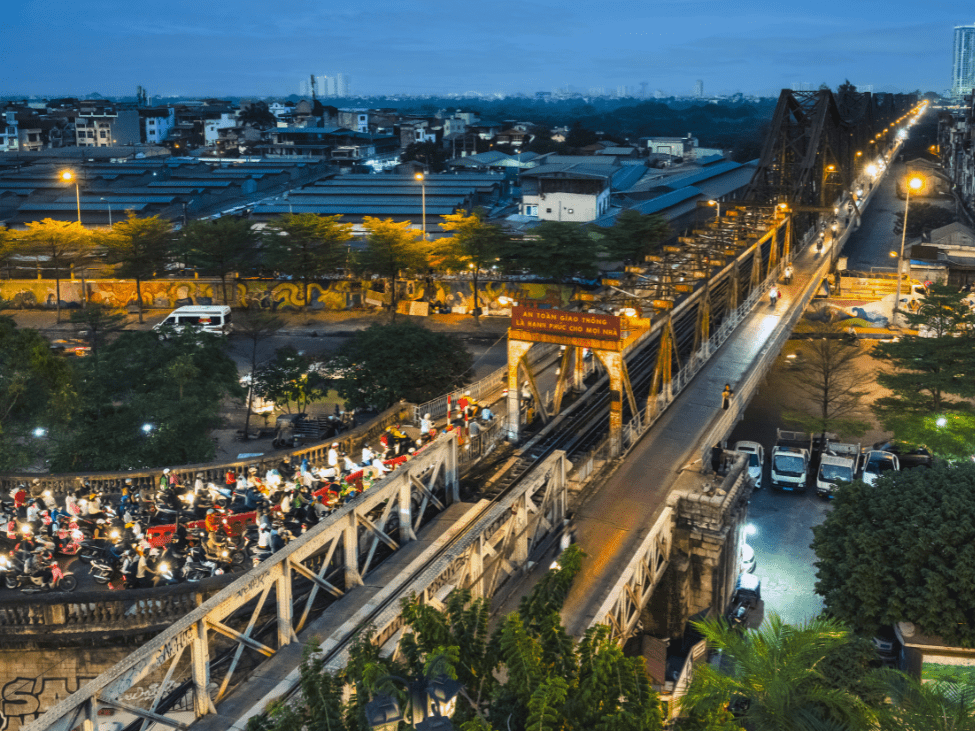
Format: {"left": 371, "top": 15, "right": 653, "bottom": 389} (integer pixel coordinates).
{"left": 512, "top": 307, "right": 621, "bottom": 340}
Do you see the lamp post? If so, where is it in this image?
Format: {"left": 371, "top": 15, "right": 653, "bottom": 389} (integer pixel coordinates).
{"left": 62, "top": 171, "right": 81, "bottom": 224}
{"left": 415, "top": 172, "right": 427, "bottom": 241}
{"left": 893, "top": 175, "right": 923, "bottom": 315}
{"left": 365, "top": 672, "right": 461, "bottom": 731}
{"left": 100, "top": 197, "right": 112, "bottom": 227}
{"left": 707, "top": 198, "right": 721, "bottom": 222}
{"left": 821, "top": 164, "right": 836, "bottom": 208}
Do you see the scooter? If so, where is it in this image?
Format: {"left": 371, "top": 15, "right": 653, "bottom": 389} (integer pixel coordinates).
{"left": 20, "top": 556, "right": 78, "bottom": 593}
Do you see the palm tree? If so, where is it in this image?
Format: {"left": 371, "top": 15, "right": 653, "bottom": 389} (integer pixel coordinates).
{"left": 877, "top": 672, "right": 975, "bottom": 731}
{"left": 679, "top": 613, "right": 873, "bottom": 731}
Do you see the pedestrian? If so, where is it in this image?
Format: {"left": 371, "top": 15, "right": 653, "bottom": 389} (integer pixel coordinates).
{"left": 769, "top": 286, "right": 779, "bottom": 306}
{"left": 419, "top": 413, "right": 433, "bottom": 435}
{"left": 327, "top": 443, "right": 340, "bottom": 471}
{"left": 721, "top": 383, "right": 734, "bottom": 410}
{"left": 784, "top": 264, "right": 793, "bottom": 285}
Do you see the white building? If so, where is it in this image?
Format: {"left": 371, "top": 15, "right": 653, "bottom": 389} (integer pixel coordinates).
{"left": 141, "top": 108, "right": 175, "bottom": 144}
{"left": 204, "top": 113, "right": 238, "bottom": 146}
{"left": 952, "top": 24, "right": 975, "bottom": 99}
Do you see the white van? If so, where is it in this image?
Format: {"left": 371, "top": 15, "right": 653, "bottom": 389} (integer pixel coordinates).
{"left": 154, "top": 305, "right": 232, "bottom": 336}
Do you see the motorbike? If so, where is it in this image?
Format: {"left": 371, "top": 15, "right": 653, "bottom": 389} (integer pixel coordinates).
{"left": 19, "top": 554, "right": 78, "bottom": 593}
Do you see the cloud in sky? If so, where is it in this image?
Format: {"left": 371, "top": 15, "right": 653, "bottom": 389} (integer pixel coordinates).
{"left": 3, "top": 0, "right": 965, "bottom": 96}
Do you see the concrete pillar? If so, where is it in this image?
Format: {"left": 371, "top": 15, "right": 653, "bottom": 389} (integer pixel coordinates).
{"left": 573, "top": 346, "right": 585, "bottom": 392}
{"left": 191, "top": 619, "right": 212, "bottom": 717}
{"left": 398, "top": 477, "right": 414, "bottom": 544}
{"left": 276, "top": 559, "right": 294, "bottom": 649}
{"left": 506, "top": 340, "right": 533, "bottom": 441}
{"left": 344, "top": 516, "right": 363, "bottom": 588}
{"left": 469, "top": 536, "right": 485, "bottom": 600}
{"left": 444, "top": 431, "right": 459, "bottom": 503}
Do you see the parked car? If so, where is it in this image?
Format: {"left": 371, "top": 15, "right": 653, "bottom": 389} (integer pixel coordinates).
{"left": 860, "top": 450, "right": 899, "bottom": 486}
{"left": 871, "top": 440, "right": 933, "bottom": 471}
{"left": 740, "top": 543, "right": 756, "bottom": 574}
{"left": 734, "top": 441, "right": 764, "bottom": 489}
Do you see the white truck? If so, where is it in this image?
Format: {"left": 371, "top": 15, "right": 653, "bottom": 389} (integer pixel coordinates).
{"left": 770, "top": 429, "right": 812, "bottom": 492}
{"left": 816, "top": 439, "right": 860, "bottom": 498}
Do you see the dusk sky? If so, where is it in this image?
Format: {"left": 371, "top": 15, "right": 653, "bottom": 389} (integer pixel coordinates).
{"left": 6, "top": 1, "right": 970, "bottom": 98}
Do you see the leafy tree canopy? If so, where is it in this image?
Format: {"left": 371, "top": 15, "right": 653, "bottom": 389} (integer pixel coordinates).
{"left": 893, "top": 202, "right": 956, "bottom": 238}
{"left": 0, "top": 317, "right": 75, "bottom": 470}
{"left": 331, "top": 322, "right": 473, "bottom": 410}
{"left": 251, "top": 346, "right": 328, "bottom": 415}
{"left": 263, "top": 213, "right": 353, "bottom": 307}
{"left": 503, "top": 221, "right": 599, "bottom": 282}
{"left": 50, "top": 328, "right": 242, "bottom": 471}
{"left": 180, "top": 216, "right": 261, "bottom": 304}
{"left": 812, "top": 462, "right": 975, "bottom": 646}
{"left": 602, "top": 209, "right": 670, "bottom": 264}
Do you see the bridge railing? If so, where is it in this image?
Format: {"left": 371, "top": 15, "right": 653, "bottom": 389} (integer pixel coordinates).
{"left": 0, "top": 402, "right": 414, "bottom": 498}
{"left": 413, "top": 343, "right": 559, "bottom": 423}
{"left": 24, "top": 433, "right": 460, "bottom": 731}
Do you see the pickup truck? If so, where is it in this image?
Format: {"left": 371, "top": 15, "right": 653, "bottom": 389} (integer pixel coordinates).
{"left": 816, "top": 440, "right": 860, "bottom": 498}
{"left": 770, "top": 429, "right": 812, "bottom": 492}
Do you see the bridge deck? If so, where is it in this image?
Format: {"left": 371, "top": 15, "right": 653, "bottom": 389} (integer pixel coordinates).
{"left": 191, "top": 500, "right": 481, "bottom": 731}
{"left": 559, "top": 234, "right": 832, "bottom": 637}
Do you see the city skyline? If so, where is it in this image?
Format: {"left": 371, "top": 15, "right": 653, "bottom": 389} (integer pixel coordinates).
{"left": 4, "top": 1, "right": 968, "bottom": 98}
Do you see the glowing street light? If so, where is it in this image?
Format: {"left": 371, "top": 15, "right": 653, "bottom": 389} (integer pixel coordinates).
{"left": 708, "top": 198, "right": 721, "bottom": 220}
{"left": 414, "top": 172, "right": 427, "bottom": 242}
{"left": 894, "top": 176, "right": 924, "bottom": 314}
{"left": 61, "top": 171, "right": 81, "bottom": 224}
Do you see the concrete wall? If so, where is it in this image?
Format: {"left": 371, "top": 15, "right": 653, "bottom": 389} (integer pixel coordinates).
{"left": 0, "top": 646, "right": 133, "bottom": 730}
{"left": 0, "top": 278, "right": 576, "bottom": 313}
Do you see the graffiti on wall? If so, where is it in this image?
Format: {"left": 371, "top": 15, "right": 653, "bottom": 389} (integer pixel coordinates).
{"left": 0, "top": 675, "right": 97, "bottom": 730}
{"left": 0, "top": 278, "right": 575, "bottom": 313}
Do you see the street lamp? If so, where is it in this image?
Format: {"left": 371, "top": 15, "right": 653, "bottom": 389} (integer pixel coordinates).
{"left": 100, "top": 197, "right": 112, "bottom": 227}
{"left": 415, "top": 172, "right": 427, "bottom": 241}
{"left": 62, "top": 171, "right": 81, "bottom": 224}
{"left": 365, "top": 672, "right": 461, "bottom": 731}
{"left": 894, "top": 175, "right": 924, "bottom": 315}
{"left": 707, "top": 199, "right": 721, "bottom": 221}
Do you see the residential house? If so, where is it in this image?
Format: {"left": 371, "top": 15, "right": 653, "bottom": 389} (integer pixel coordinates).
{"left": 140, "top": 107, "right": 176, "bottom": 145}
{"left": 520, "top": 161, "right": 616, "bottom": 221}
{"left": 74, "top": 108, "right": 140, "bottom": 147}
{"left": 204, "top": 113, "right": 238, "bottom": 146}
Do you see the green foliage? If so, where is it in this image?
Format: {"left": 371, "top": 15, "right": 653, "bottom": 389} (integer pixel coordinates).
{"left": 526, "top": 676, "right": 568, "bottom": 731}
{"left": 181, "top": 217, "right": 260, "bottom": 305}
{"left": 401, "top": 141, "right": 450, "bottom": 172}
{"left": 251, "top": 346, "right": 328, "bottom": 415}
{"left": 505, "top": 221, "right": 599, "bottom": 282}
{"left": 49, "top": 328, "right": 242, "bottom": 471}
{"left": 69, "top": 303, "right": 126, "bottom": 367}
{"left": 603, "top": 209, "right": 671, "bottom": 263}
{"left": 893, "top": 202, "right": 956, "bottom": 237}
{"left": 331, "top": 322, "right": 473, "bottom": 410}
{"left": 877, "top": 671, "right": 975, "bottom": 731}
{"left": 100, "top": 212, "right": 176, "bottom": 322}
{"left": 873, "top": 284, "right": 975, "bottom": 455}
{"left": 263, "top": 213, "right": 354, "bottom": 308}
{"left": 0, "top": 317, "right": 75, "bottom": 470}
{"left": 437, "top": 211, "right": 509, "bottom": 323}
{"left": 356, "top": 217, "right": 431, "bottom": 316}
{"left": 811, "top": 462, "right": 975, "bottom": 646}
{"left": 14, "top": 219, "right": 92, "bottom": 322}
{"left": 679, "top": 614, "right": 873, "bottom": 731}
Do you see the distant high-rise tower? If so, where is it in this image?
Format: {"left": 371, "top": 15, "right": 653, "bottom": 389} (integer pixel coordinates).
{"left": 694, "top": 79, "right": 704, "bottom": 98}
{"left": 336, "top": 73, "right": 350, "bottom": 97}
{"left": 952, "top": 24, "right": 975, "bottom": 99}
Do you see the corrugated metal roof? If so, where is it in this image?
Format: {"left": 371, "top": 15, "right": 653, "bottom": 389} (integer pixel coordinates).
{"left": 633, "top": 186, "right": 702, "bottom": 214}
{"left": 64, "top": 195, "right": 178, "bottom": 204}
{"left": 150, "top": 180, "right": 234, "bottom": 187}
{"left": 253, "top": 204, "right": 458, "bottom": 215}
{"left": 18, "top": 202, "right": 150, "bottom": 211}
{"left": 285, "top": 195, "right": 471, "bottom": 204}
{"left": 522, "top": 163, "right": 616, "bottom": 179}
{"left": 696, "top": 154, "right": 726, "bottom": 165}
{"left": 611, "top": 166, "right": 649, "bottom": 192}
{"left": 656, "top": 160, "right": 741, "bottom": 189}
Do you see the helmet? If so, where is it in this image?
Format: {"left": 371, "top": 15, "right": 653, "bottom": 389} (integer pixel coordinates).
{"left": 424, "top": 413, "right": 431, "bottom": 420}
{"left": 32, "top": 478, "right": 40, "bottom": 485}
{"left": 125, "top": 478, "right": 133, "bottom": 485}
{"left": 96, "top": 519, "right": 105, "bottom": 525}
{"left": 149, "top": 548, "right": 160, "bottom": 558}
{"left": 163, "top": 468, "right": 171, "bottom": 475}
{"left": 332, "top": 442, "right": 339, "bottom": 447}
{"left": 207, "top": 509, "right": 215, "bottom": 515}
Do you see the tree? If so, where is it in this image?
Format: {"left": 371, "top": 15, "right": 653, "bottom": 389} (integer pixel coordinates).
{"left": 68, "top": 302, "right": 126, "bottom": 371}
{"left": 100, "top": 212, "right": 175, "bottom": 323}
{"left": 506, "top": 221, "right": 598, "bottom": 283}
{"left": 679, "top": 614, "right": 875, "bottom": 731}
{"left": 263, "top": 213, "right": 354, "bottom": 309}
{"left": 437, "top": 210, "right": 507, "bottom": 325}
{"left": 251, "top": 346, "right": 327, "bottom": 415}
{"left": 566, "top": 121, "right": 599, "bottom": 149}
{"left": 50, "top": 328, "right": 242, "bottom": 471}
{"left": 872, "top": 284, "right": 975, "bottom": 455}
{"left": 248, "top": 545, "right": 664, "bottom": 731}
{"left": 0, "top": 317, "right": 75, "bottom": 470}
{"left": 233, "top": 307, "right": 284, "bottom": 439}
{"left": 784, "top": 318, "right": 871, "bottom": 438}
{"left": 877, "top": 672, "right": 975, "bottom": 731}
{"left": 811, "top": 462, "right": 975, "bottom": 647}
{"left": 331, "top": 322, "right": 473, "bottom": 411}
{"left": 181, "top": 217, "right": 260, "bottom": 306}
{"left": 893, "top": 202, "right": 956, "bottom": 237}
{"left": 15, "top": 219, "right": 91, "bottom": 323}
{"left": 237, "top": 101, "right": 277, "bottom": 131}
{"left": 603, "top": 209, "right": 670, "bottom": 263}
{"left": 357, "top": 217, "right": 430, "bottom": 319}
